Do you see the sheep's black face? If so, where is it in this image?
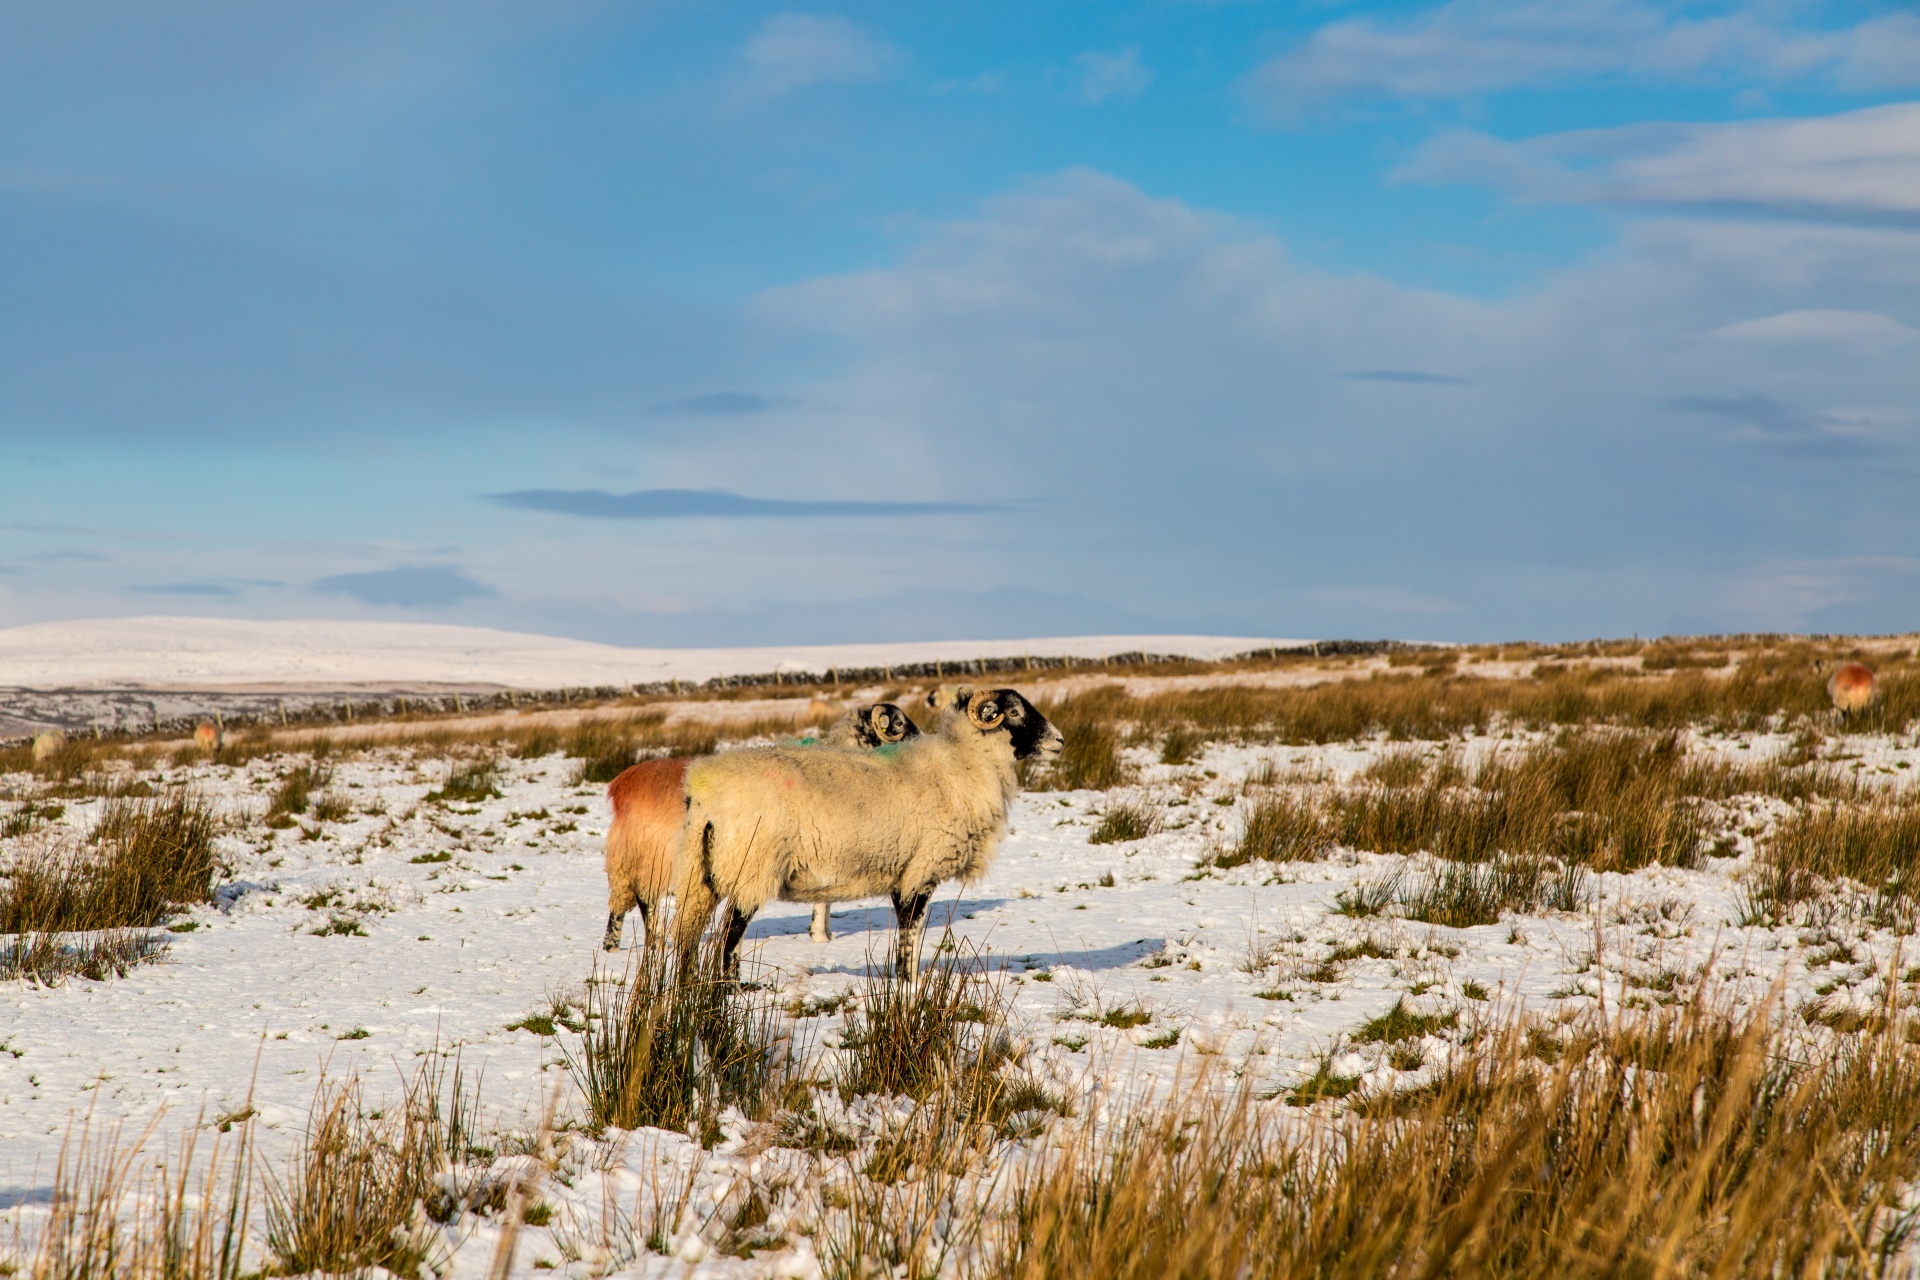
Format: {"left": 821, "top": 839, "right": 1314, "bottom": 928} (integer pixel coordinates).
{"left": 967, "top": 689, "right": 1064, "bottom": 760}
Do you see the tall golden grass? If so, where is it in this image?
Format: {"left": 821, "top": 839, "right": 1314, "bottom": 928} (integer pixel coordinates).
{"left": 1090, "top": 659, "right": 1920, "bottom": 747}
{"left": 2, "top": 793, "right": 220, "bottom": 981}
{"left": 5, "top": 1109, "right": 252, "bottom": 1280}
{"left": 989, "top": 992, "right": 1920, "bottom": 1279}
{"left": 15, "top": 987, "right": 1920, "bottom": 1276}
{"left": 557, "top": 936, "right": 800, "bottom": 1144}
{"left": 262, "top": 1053, "right": 484, "bottom": 1277}
{"left": 1748, "top": 795, "right": 1920, "bottom": 922}
{"left": 1222, "top": 728, "right": 1874, "bottom": 877}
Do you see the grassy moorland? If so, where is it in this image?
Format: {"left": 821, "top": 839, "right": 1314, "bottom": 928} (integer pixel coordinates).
{"left": 4, "top": 633, "right": 1920, "bottom": 1275}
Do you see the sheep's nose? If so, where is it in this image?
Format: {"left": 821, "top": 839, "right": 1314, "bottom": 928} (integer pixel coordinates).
{"left": 1038, "top": 725, "right": 1065, "bottom": 757}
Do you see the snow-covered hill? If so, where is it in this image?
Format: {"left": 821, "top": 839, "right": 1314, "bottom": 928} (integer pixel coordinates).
{"left": 0, "top": 617, "right": 1305, "bottom": 690}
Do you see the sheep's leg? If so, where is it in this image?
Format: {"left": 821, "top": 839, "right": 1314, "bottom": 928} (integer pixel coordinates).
{"left": 809, "top": 902, "right": 833, "bottom": 943}
{"left": 891, "top": 889, "right": 932, "bottom": 981}
{"left": 605, "top": 878, "right": 638, "bottom": 951}
{"left": 720, "top": 905, "right": 752, "bottom": 978}
{"left": 673, "top": 823, "right": 722, "bottom": 965}
{"left": 635, "top": 899, "right": 652, "bottom": 947}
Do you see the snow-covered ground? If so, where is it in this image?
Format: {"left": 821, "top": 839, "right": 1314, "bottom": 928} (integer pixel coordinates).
{"left": 0, "top": 617, "right": 1305, "bottom": 690}
{"left": 3, "top": 726, "right": 1917, "bottom": 1276}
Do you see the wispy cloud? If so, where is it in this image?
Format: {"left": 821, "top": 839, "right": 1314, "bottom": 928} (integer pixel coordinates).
{"left": 1247, "top": 1, "right": 1920, "bottom": 120}
{"left": 650, "top": 391, "right": 791, "bottom": 416}
{"left": 486, "top": 488, "right": 997, "bottom": 519}
{"left": 1345, "top": 369, "right": 1471, "bottom": 385}
{"left": 312, "top": 565, "right": 495, "bottom": 608}
{"left": 741, "top": 13, "right": 901, "bottom": 98}
{"left": 1709, "top": 309, "right": 1920, "bottom": 348}
{"left": 127, "top": 581, "right": 238, "bottom": 597}
{"left": 1663, "top": 393, "right": 1881, "bottom": 455}
{"left": 1404, "top": 103, "right": 1920, "bottom": 225}
{"left": 1074, "top": 48, "right": 1152, "bottom": 104}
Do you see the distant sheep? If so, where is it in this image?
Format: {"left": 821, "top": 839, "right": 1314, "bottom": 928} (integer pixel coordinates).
{"left": 599, "top": 703, "right": 920, "bottom": 951}
{"left": 1826, "top": 661, "right": 1876, "bottom": 720}
{"left": 194, "top": 721, "right": 222, "bottom": 753}
{"left": 672, "top": 689, "right": 1063, "bottom": 978}
{"left": 922, "top": 684, "right": 974, "bottom": 723}
{"left": 30, "top": 730, "right": 67, "bottom": 764}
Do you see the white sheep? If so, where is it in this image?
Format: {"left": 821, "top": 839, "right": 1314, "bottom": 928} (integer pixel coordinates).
{"left": 30, "top": 730, "right": 67, "bottom": 764}
{"left": 671, "top": 688, "right": 1063, "bottom": 978}
{"left": 807, "top": 702, "right": 921, "bottom": 942}
{"left": 600, "top": 703, "right": 921, "bottom": 951}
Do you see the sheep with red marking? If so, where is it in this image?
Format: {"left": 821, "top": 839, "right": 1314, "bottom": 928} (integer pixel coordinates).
{"left": 599, "top": 702, "right": 920, "bottom": 951}
{"left": 1826, "top": 661, "right": 1876, "bottom": 721}
{"left": 672, "top": 689, "right": 1062, "bottom": 978}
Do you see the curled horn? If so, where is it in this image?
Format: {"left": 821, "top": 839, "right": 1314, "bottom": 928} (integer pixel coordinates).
{"left": 967, "top": 692, "right": 1005, "bottom": 731}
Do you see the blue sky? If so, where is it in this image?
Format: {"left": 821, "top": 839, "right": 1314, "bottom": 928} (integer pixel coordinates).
{"left": 3, "top": 1, "right": 1918, "bottom": 645}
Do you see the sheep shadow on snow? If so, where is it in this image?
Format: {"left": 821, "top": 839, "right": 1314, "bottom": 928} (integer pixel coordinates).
{"left": 740, "top": 897, "right": 1015, "bottom": 942}
{"left": 742, "top": 898, "right": 1161, "bottom": 975}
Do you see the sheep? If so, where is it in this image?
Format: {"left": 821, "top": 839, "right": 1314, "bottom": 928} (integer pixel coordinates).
{"left": 826, "top": 701, "right": 920, "bottom": 750}
{"left": 1825, "top": 661, "right": 1876, "bottom": 721}
{"left": 922, "top": 684, "right": 974, "bottom": 722}
{"left": 193, "top": 721, "right": 222, "bottom": 753}
{"left": 807, "top": 702, "right": 921, "bottom": 942}
{"left": 672, "top": 688, "right": 1063, "bottom": 979}
{"left": 30, "top": 730, "right": 67, "bottom": 764}
{"left": 602, "top": 754, "right": 691, "bottom": 950}
{"left": 599, "top": 703, "right": 920, "bottom": 952}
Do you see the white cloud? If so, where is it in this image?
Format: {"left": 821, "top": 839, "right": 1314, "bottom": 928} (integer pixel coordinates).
{"left": 1720, "top": 556, "right": 1920, "bottom": 624}
{"left": 1074, "top": 47, "right": 1153, "bottom": 104}
{"left": 1710, "top": 309, "right": 1920, "bottom": 348}
{"left": 1246, "top": 0, "right": 1920, "bottom": 119}
{"left": 1403, "top": 103, "right": 1920, "bottom": 224}
{"left": 737, "top": 168, "right": 1920, "bottom": 634}
{"left": 740, "top": 13, "right": 900, "bottom": 98}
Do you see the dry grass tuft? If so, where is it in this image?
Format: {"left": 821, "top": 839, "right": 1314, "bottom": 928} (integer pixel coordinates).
{"left": 837, "top": 940, "right": 1011, "bottom": 1105}
{"left": 263, "top": 1052, "right": 485, "bottom": 1277}
{"left": 1088, "top": 800, "right": 1158, "bottom": 846}
{"left": 1214, "top": 793, "right": 1330, "bottom": 867}
{"left": 427, "top": 757, "right": 502, "bottom": 803}
{"left": 558, "top": 938, "right": 798, "bottom": 1144}
{"left": 2, "top": 794, "right": 219, "bottom": 980}
{"left": 264, "top": 762, "right": 329, "bottom": 827}
{"left": 1746, "top": 796, "right": 1920, "bottom": 922}
{"left": 2, "top": 1109, "right": 253, "bottom": 1279}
